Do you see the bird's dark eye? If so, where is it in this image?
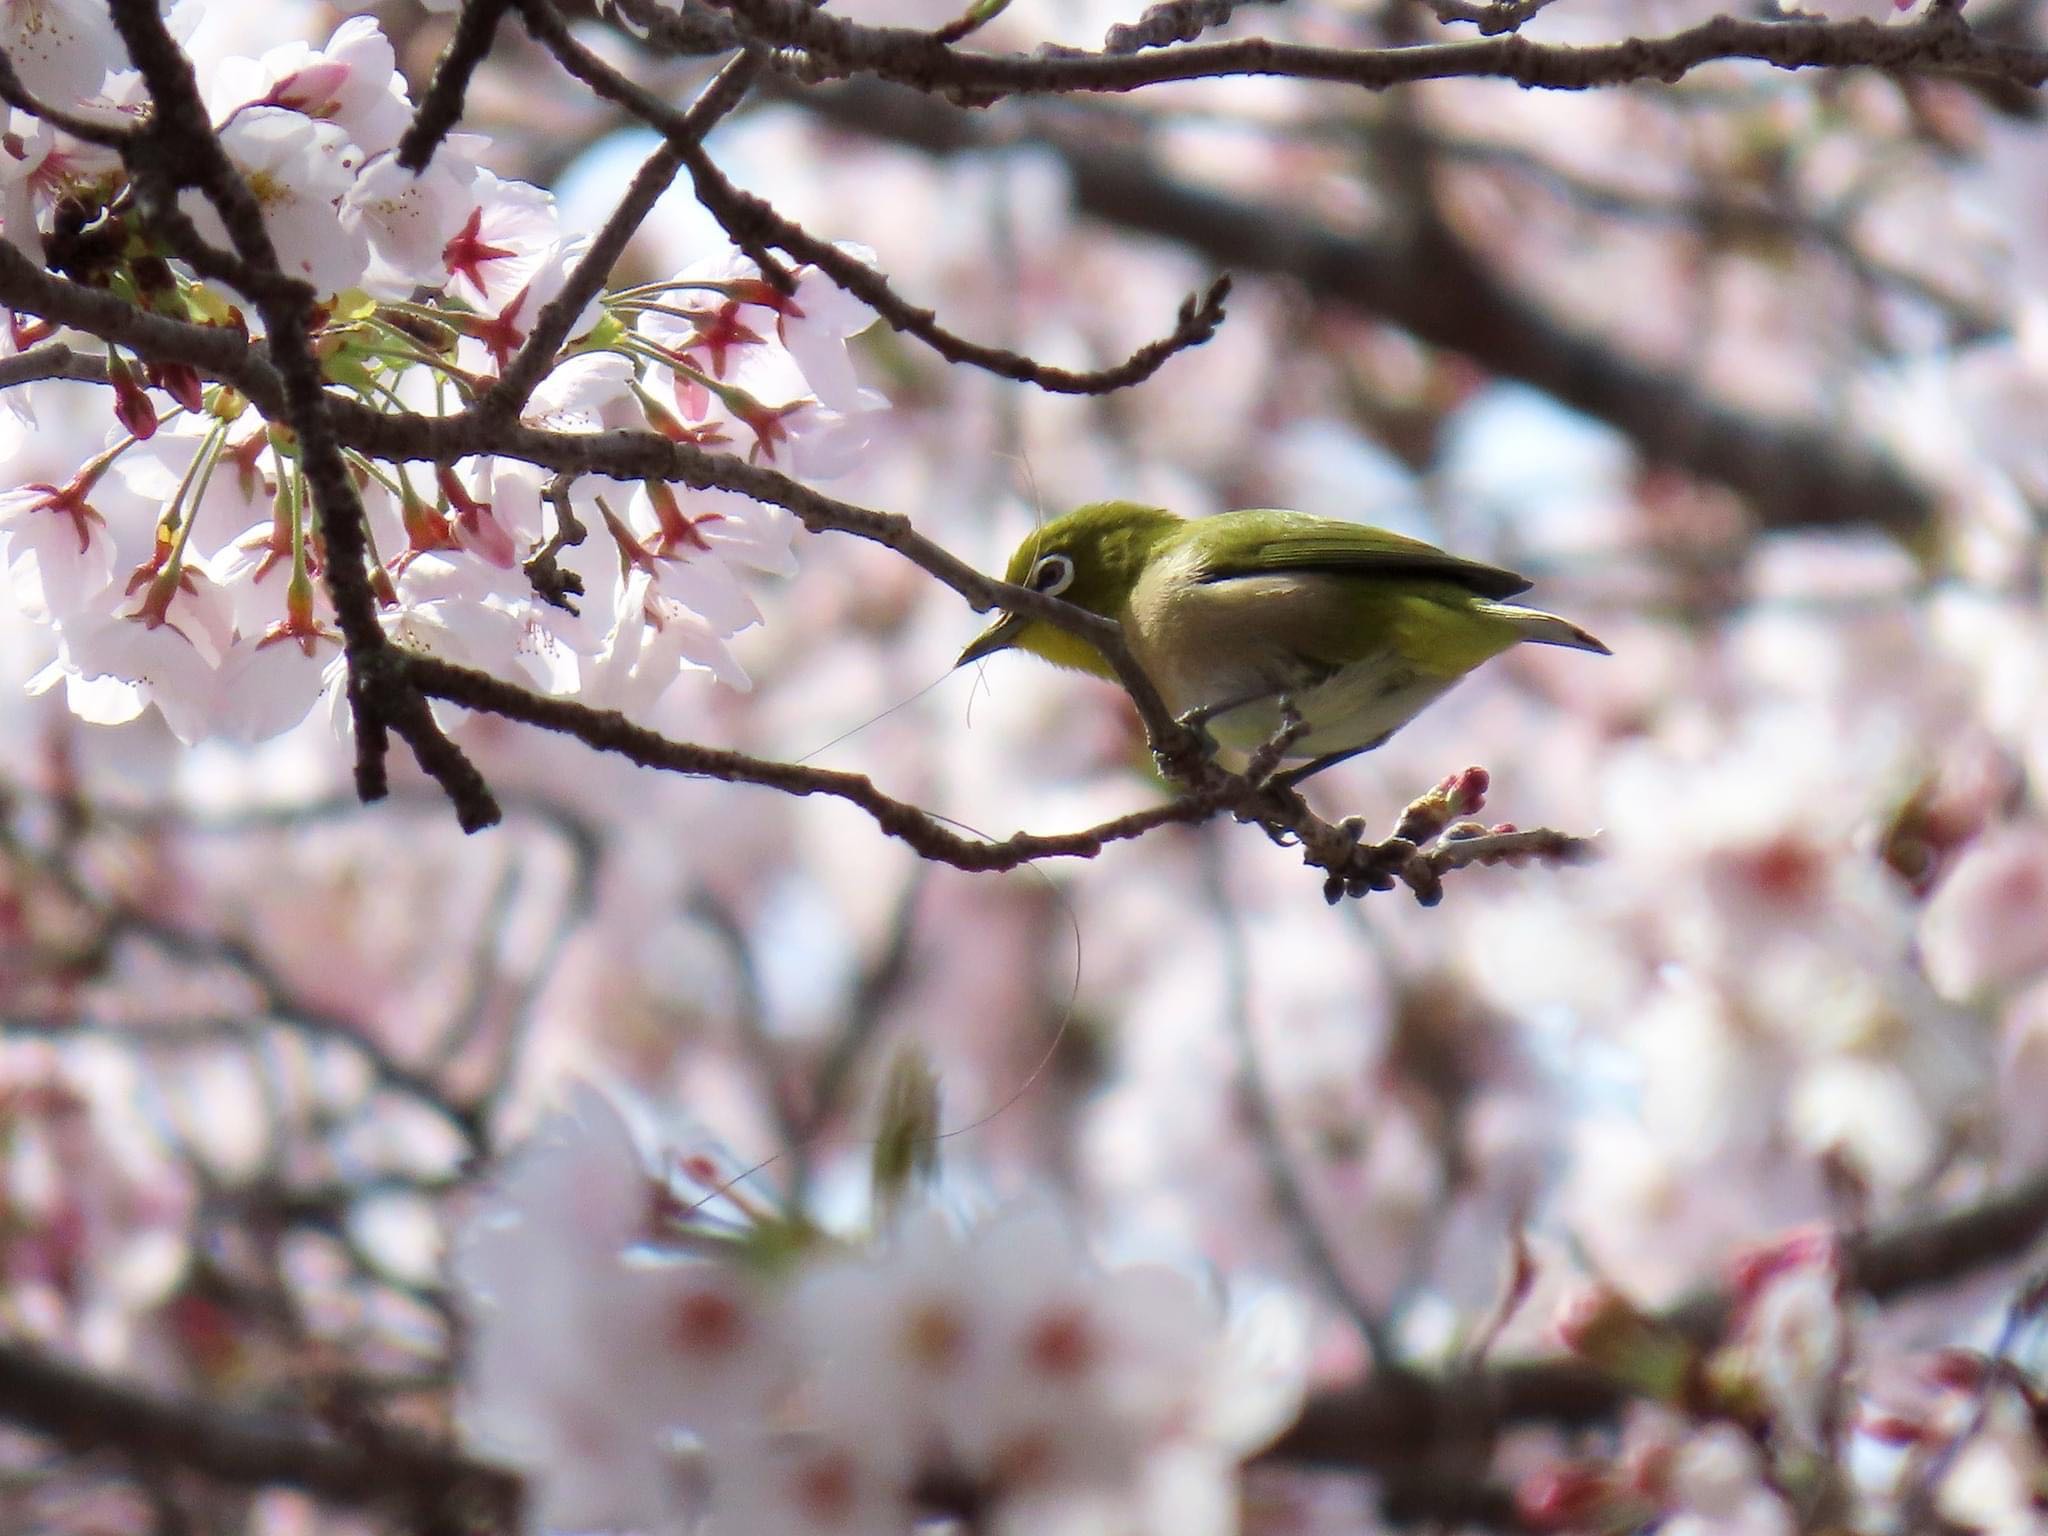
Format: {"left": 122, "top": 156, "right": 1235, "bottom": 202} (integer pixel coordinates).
{"left": 1029, "top": 552, "right": 1075, "bottom": 597}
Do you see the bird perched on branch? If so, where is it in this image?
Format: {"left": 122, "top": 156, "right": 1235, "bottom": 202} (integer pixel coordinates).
{"left": 957, "top": 501, "right": 1608, "bottom": 785}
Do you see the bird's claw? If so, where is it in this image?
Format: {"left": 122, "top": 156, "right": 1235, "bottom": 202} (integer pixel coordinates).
{"left": 1173, "top": 703, "right": 1224, "bottom": 742}
{"left": 1154, "top": 708, "right": 1222, "bottom": 782}
{"left": 1243, "top": 697, "right": 1306, "bottom": 787}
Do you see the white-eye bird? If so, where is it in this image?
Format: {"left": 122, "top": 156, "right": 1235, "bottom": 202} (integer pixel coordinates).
{"left": 957, "top": 501, "right": 1608, "bottom": 784}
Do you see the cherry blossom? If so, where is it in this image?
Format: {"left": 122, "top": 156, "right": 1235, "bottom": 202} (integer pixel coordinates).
{"left": 0, "top": 0, "right": 124, "bottom": 108}
{"left": 0, "top": 14, "right": 883, "bottom": 746}
{"left": 182, "top": 107, "right": 369, "bottom": 296}
{"left": 455, "top": 1089, "right": 1301, "bottom": 1536}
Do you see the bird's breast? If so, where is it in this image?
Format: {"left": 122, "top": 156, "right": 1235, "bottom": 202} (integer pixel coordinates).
{"left": 1122, "top": 549, "right": 1312, "bottom": 715}
{"left": 1121, "top": 552, "right": 1454, "bottom": 758}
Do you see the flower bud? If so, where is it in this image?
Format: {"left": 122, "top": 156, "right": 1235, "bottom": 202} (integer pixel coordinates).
{"left": 1555, "top": 1283, "right": 1697, "bottom": 1402}
{"left": 871, "top": 1046, "right": 941, "bottom": 1218}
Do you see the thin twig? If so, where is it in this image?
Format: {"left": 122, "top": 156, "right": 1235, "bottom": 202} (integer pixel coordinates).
{"left": 1418, "top": 0, "right": 1562, "bottom": 37}
{"left": 678, "top": 138, "right": 1235, "bottom": 394}
{"left": 399, "top": 0, "right": 517, "bottom": 171}
{"left": 519, "top": 0, "right": 1234, "bottom": 393}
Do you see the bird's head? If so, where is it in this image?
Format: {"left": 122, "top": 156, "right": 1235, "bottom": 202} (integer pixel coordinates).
{"left": 956, "top": 501, "right": 1185, "bottom": 677}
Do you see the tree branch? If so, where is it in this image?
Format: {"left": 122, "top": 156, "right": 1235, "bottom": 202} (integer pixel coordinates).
{"left": 679, "top": 134, "right": 1235, "bottom": 394}
{"left": 105, "top": 0, "right": 501, "bottom": 830}
{"left": 0, "top": 1340, "right": 519, "bottom": 1532}
{"left": 1102, "top": 0, "right": 1283, "bottom": 53}
{"left": 0, "top": 241, "right": 1589, "bottom": 895}
{"left": 516, "top": 0, "right": 1235, "bottom": 394}
{"left": 785, "top": 78, "right": 1938, "bottom": 537}
{"left": 402, "top": 649, "right": 1219, "bottom": 871}
{"left": 1418, "top": 0, "right": 1563, "bottom": 38}
{"left": 4, "top": 1158, "right": 2045, "bottom": 1528}
{"left": 399, "top": 0, "right": 516, "bottom": 171}
{"left": 707, "top": 2, "right": 2044, "bottom": 99}
{"left": 1264, "top": 1158, "right": 2048, "bottom": 1475}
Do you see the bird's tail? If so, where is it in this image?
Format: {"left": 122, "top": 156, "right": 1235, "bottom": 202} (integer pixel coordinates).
{"left": 1479, "top": 602, "right": 1611, "bottom": 656}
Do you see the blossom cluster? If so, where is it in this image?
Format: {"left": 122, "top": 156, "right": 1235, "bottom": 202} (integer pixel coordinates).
{"left": 455, "top": 1084, "right": 1306, "bottom": 1536}
{"left": 0, "top": 10, "right": 883, "bottom": 746}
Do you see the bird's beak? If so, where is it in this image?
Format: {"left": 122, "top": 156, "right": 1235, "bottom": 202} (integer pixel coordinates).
{"left": 956, "top": 612, "right": 1026, "bottom": 668}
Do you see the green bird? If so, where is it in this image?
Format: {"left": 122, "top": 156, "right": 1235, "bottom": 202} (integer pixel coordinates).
{"left": 956, "top": 501, "right": 1608, "bottom": 785}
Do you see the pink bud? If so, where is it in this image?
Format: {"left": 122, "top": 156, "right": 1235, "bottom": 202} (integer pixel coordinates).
{"left": 1728, "top": 1227, "right": 1836, "bottom": 1308}
{"left": 109, "top": 356, "right": 157, "bottom": 440}
{"left": 1450, "top": 766, "right": 1490, "bottom": 814}
{"left": 148, "top": 361, "right": 206, "bottom": 414}
{"left": 1857, "top": 1409, "right": 1927, "bottom": 1446}
{"left": 1925, "top": 1347, "right": 1990, "bottom": 1394}
{"left": 264, "top": 61, "right": 351, "bottom": 114}
{"left": 1515, "top": 1466, "right": 1609, "bottom": 1532}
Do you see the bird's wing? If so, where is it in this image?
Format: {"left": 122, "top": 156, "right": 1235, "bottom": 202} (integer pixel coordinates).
{"left": 1193, "top": 511, "right": 1533, "bottom": 600}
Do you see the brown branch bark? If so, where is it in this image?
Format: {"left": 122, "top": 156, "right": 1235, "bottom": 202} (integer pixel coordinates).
{"left": 0, "top": 249, "right": 1586, "bottom": 892}
{"left": 399, "top": 0, "right": 516, "bottom": 171}
{"left": 0, "top": 1340, "right": 519, "bottom": 1532}
{"left": 403, "top": 650, "right": 1220, "bottom": 870}
{"left": 709, "top": 1, "right": 2045, "bottom": 99}
{"left": 0, "top": 6, "right": 1888, "bottom": 868}
{"left": 516, "top": 0, "right": 1236, "bottom": 395}
{"left": 785, "top": 78, "right": 1938, "bottom": 538}
{"left": 1263, "top": 1159, "right": 2048, "bottom": 1475}
{"left": 106, "top": 0, "right": 501, "bottom": 830}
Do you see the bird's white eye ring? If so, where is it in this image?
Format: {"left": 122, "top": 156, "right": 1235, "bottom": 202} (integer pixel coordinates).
{"left": 1030, "top": 552, "right": 1075, "bottom": 597}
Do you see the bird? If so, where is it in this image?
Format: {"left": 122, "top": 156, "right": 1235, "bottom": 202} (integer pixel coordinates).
{"left": 956, "top": 501, "right": 1608, "bottom": 786}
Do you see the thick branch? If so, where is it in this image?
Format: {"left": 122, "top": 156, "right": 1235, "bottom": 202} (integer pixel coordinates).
{"left": 1265, "top": 1159, "right": 2048, "bottom": 1475}
{"left": 0, "top": 245, "right": 277, "bottom": 385}
{"left": 0, "top": 1339, "right": 518, "bottom": 1529}
{"left": 709, "top": 2, "right": 2044, "bottom": 98}
{"left": 787, "top": 80, "right": 1937, "bottom": 537}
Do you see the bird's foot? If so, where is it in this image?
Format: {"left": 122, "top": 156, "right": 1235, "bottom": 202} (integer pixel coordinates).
{"left": 1153, "top": 708, "right": 1221, "bottom": 784}
{"left": 1242, "top": 697, "right": 1307, "bottom": 788}
{"left": 1270, "top": 730, "right": 1392, "bottom": 793}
